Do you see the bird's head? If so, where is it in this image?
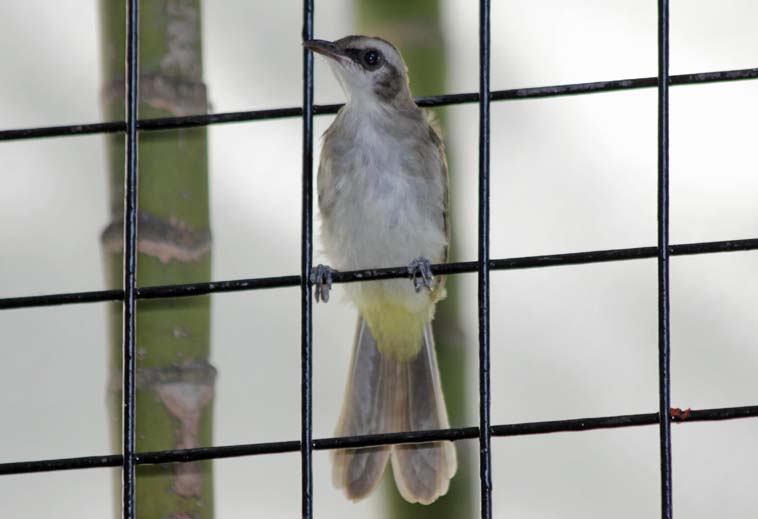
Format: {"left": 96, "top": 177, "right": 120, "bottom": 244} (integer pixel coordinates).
{"left": 304, "top": 35, "right": 412, "bottom": 105}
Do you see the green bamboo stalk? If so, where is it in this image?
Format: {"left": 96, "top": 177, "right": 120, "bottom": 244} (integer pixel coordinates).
{"left": 99, "top": 1, "right": 214, "bottom": 518}
{"left": 355, "top": 2, "right": 473, "bottom": 516}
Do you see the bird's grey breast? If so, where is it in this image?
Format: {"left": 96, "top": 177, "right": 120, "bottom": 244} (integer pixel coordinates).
{"left": 318, "top": 107, "right": 447, "bottom": 271}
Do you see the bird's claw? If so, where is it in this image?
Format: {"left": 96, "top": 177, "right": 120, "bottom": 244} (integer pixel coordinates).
{"left": 310, "top": 264, "right": 335, "bottom": 303}
{"left": 407, "top": 257, "right": 434, "bottom": 293}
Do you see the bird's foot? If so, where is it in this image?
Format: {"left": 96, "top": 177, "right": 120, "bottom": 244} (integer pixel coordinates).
{"left": 407, "top": 257, "right": 434, "bottom": 293}
{"left": 310, "top": 264, "right": 336, "bottom": 303}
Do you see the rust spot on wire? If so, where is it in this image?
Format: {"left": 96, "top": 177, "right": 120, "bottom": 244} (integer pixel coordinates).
{"left": 670, "top": 407, "right": 692, "bottom": 421}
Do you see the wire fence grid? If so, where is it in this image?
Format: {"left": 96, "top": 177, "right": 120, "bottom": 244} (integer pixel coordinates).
{"left": 1, "top": 1, "right": 758, "bottom": 518}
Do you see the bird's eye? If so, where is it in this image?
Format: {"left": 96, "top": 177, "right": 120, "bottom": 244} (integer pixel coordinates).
{"left": 362, "top": 49, "right": 382, "bottom": 69}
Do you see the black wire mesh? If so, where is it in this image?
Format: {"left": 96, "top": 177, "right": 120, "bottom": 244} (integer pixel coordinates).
{"left": 1, "top": 1, "right": 757, "bottom": 518}
{"left": 3, "top": 67, "right": 757, "bottom": 142}
{"left": 121, "top": 1, "right": 139, "bottom": 518}
{"left": 656, "top": 2, "right": 673, "bottom": 516}
{"left": 301, "top": 1, "right": 315, "bottom": 515}
{"left": 477, "top": 1, "right": 493, "bottom": 515}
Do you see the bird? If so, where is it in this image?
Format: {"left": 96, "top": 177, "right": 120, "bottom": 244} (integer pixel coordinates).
{"left": 304, "top": 35, "right": 457, "bottom": 505}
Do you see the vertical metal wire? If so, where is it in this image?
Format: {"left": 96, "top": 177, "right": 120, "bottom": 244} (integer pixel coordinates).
{"left": 478, "top": 0, "right": 493, "bottom": 517}
{"left": 657, "top": 1, "right": 673, "bottom": 518}
{"left": 122, "top": 0, "right": 139, "bottom": 518}
{"left": 301, "top": 0, "right": 314, "bottom": 517}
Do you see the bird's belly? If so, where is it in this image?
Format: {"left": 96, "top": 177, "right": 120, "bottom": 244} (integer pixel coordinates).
{"left": 321, "top": 170, "right": 446, "bottom": 315}
{"left": 324, "top": 175, "right": 444, "bottom": 270}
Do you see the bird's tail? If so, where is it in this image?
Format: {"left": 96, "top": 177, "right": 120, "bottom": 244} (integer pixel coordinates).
{"left": 332, "top": 317, "right": 458, "bottom": 505}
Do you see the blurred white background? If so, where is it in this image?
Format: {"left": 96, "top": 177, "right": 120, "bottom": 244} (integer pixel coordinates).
{"left": 1, "top": 1, "right": 757, "bottom": 517}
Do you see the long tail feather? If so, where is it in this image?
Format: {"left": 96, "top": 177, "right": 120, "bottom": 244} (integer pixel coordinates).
{"left": 332, "top": 318, "right": 457, "bottom": 504}
{"left": 332, "top": 318, "right": 392, "bottom": 500}
{"left": 390, "top": 323, "right": 457, "bottom": 504}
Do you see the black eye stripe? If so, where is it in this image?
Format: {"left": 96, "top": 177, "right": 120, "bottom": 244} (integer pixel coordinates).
{"left": 343, "top": 48, "right": 363, "bottom": 62}
{"left": 343, "top": 47, "right": 383, "bottom": 70}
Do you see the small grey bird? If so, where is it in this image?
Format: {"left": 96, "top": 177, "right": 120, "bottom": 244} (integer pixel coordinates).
{"left": 304, "top": 35, "right": 457, "bottom": 505}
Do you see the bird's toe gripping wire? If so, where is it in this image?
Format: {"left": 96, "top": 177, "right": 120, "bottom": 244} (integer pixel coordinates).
{"left": 310, "top": 264, "right": 336, "bottom": 303}
{"left": 407, "top": 257, "right": 434, "bottom": 293}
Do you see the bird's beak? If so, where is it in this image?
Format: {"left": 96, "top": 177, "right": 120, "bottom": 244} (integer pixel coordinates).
{"left": 303, "top": 39, "right": 349, "bottom": 64}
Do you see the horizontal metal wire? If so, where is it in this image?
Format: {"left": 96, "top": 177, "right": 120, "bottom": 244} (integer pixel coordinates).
{"left": 1, "top": 404, "right": 755, "bottom": 476}
{"left": 1, "top": 67, "right": 756, "bottom": 142}
{"left": 1, "top": 237, "right": 756, "bottom": 311}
